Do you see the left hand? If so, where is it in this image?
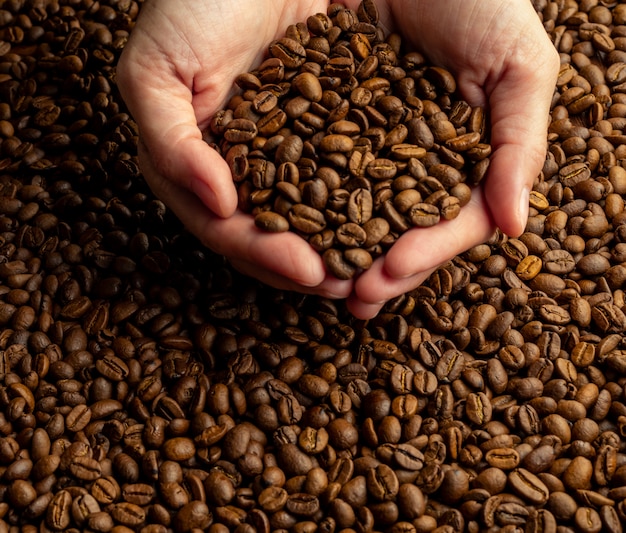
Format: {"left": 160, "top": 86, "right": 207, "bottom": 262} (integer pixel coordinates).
{"left": 343, "top": 0, "right": 560, "bottom": 318}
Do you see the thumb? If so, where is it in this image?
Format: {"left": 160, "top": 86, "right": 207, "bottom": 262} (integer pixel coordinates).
{"left": 117, "top": 43, "right": 237, "bottom": 218}
{"left": 480, "top": 47, "right": 559, "bottom": 237}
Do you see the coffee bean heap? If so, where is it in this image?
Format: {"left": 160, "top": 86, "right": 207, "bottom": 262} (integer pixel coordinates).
{"left": 209, "top": 0, "right": 490, "bottom": 279}
{"left": 3, "top": 1, "right": 626, "bottom": 533}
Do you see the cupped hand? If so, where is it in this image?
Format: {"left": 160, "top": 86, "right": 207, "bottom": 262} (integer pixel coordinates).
{"left": 344, "top": 0, "right": 560, "bottom": 319}
{"left": 117, "top": 0, "right": 353, "bottom": 299}
{"left": 117, "top": 0, "right": 559, "bottom": 319}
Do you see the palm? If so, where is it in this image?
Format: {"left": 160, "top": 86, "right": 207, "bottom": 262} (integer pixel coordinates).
{"left": 120, "top": 0, "right": 332, "bottom": 139}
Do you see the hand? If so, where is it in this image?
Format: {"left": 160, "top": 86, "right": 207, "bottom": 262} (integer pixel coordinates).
{"left": 344, "top": 0, "right": 560, "bottom": 319}
{"left": 117, "top": 0, "right": 559, "bottom": 318}
{"left": 116, "top": 0, "right": 354, "bottom": 300}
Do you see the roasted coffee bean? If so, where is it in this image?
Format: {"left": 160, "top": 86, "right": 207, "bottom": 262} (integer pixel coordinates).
{"left": 465, "top": 391, "right": 492, "bottom": 425}
{"left": 366, "top": 463, "right": 399, "bottom": 501}
{"left": 288, "top": 204, "right": 327, "bottom": 233}
{"left": 408, "top": 202, "right": 441, "bottom": 227}
{"left": 95, "top": 353, "right": 129, "bottom": 381}
{"left": 46, "top": 490, "right": 72, "bottom": 530}
{"left": 174, "top": 501, "right": 212, "bottom": 531}
{"left": 269, "top": 38, "right": 307, "bottom": 68}
{"left": 255, "top": 211, "right": 290, "bottom": 232}
{"left": 224, "top": 118, "right": 258, "bottom": 143}
{"left": 393, "top": 443, "right": 424, "bottom": 471}
{"left": 335, "top": 222, "right": 367, "bottom": 247}
{"left": 508, "top": 468, "right": 549, "bottom": 505}
{"left": 323, "top": 248, "right": 356, "bottom": 279}
{"left": 69, "top": 455, "right": 102, "bottom": 481}
{"left": 110, "top": 502, "right": 146, "bottom": 527}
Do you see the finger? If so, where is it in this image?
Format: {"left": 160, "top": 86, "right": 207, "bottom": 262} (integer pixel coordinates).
{"left": 118, "top": 41, "right": 238, "bottom": 218}
{"left": 381, "top": 187, "right": 495, "bottom": 279}
{"left": 217, "top": 222, "right": 329, "bottom": 288}
{"left": 347, "top": 259, "right": 439, "bottom": 320}
{"left": 230, "top": 258, "right": 354, "bottom": 299}
{"left": 483, "top": 139, "right": 536, "bottom": 237}
{"left": 139, "top": 148, "right": 332, "bottom": 288}
{"left": 480, "top": 37, "right": 559, "bottom": 237}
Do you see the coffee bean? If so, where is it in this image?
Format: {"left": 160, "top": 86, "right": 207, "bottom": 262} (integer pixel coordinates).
{"left": 269, "top": 38, "right": 307, "bottom": 68}
{"left": 366, "top": 463, "right": 399, "bottom": 501}
{"left": 393, "top": 443, "right": 424, "bottom": 471}
{"left": 320, "top": 134, "right": 354, "bottom": 153}
{"left": 69, "top": 455, "right": 101, "bottom": 481}
{"left": 46, "top": 489, "right": 72, "bottom": 530}
{"left": 255, "top": 211, "right": 289, "bottom": 232}
{"left": 508, "top": 468, "right": 549, "bottom": 505}
{"left": 288, "top": 203, "right": 327, "bottom": 234}
{"left": 224, "top": 118, "right": 258, "bottom": 143}
{"left": 323, "top": 248, "right": 356, "bottom": 279}
{"left": 408, "top": 202, "right": 440, "bottom": 227}
{"left": 95, "top": 353, "right": 129, "bottom": 381}
{"left": 110, "top": 502, "right": 146, "bottom": 527}
{"left": 174, "top": 501, "right": 213, "bottom": 531}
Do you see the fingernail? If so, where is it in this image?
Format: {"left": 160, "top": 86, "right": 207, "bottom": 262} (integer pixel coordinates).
{"left": 519, "top": 187, "right": 530, "bottom": 228}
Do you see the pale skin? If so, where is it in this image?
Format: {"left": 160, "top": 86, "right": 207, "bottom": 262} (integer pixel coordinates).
{"left": 116, "top": 0, "right": 559, "bottom": 319}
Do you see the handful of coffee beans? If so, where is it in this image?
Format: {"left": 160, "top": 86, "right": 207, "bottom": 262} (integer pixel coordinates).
{"left": 209, "top": 0, "right": 491, "bottom": 279}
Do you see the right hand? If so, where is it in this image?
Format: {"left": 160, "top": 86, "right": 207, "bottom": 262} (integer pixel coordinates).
{"left": 116, "top": 0, "right": 355, "bottom": 299}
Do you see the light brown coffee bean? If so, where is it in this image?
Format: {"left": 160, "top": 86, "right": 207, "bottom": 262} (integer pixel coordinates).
{"left": 508, "top": 468, "right": 549, "bottom": 505}
{"left": 408, "top": 202, "right": 440, "bottom": 227}
{"left": 255, "top": 211, "right": 290, "bottom": 232}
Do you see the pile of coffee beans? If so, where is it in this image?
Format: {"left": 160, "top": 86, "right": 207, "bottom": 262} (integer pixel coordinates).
{"left": 2, "top": 0, "right": 626, "bottom": 533}
{"left": 209, "top": 0, "right": 489, "bottom": 279}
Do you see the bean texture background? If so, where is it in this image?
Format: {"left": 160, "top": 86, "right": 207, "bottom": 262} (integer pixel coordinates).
{"left": 2, "top": 1, "right": 626, "bottom": 533}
